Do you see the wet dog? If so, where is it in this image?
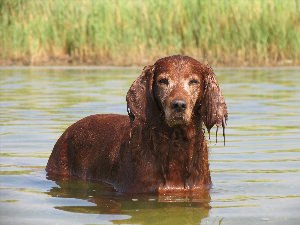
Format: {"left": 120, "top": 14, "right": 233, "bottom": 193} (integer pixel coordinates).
{"left": 46, "top": 55, "right": 228, "bottom": 193}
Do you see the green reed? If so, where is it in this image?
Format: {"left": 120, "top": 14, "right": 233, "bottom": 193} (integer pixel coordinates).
{"left": 0, "top": 0, "right": 299, "bottom": 66}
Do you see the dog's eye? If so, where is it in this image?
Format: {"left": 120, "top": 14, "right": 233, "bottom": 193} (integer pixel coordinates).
{"left": 189, "top": 79, "right": 199, "bottom": 85}
{"left": 158, "top": 78, "right": 169, "bottom": 85}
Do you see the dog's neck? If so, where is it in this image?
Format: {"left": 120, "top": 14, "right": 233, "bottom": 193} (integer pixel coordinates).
{"left": 127, "top": 116, "right": 210, "bottom": 191}
{"left": 149, "top": 116, "right": 207, "bottom": 187}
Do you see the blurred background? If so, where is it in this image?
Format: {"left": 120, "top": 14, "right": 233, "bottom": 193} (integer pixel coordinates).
{"left": 1, "top": 0, "right": 299, "bottom": 66}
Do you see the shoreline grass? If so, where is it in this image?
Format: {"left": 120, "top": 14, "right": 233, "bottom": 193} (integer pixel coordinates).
{"left": 1, "top": 0, "right": 299, "bottom": 66}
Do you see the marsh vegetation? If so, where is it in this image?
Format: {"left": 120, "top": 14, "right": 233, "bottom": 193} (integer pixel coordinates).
{"left": 1, "top": 0, "right": 299, "bottom": 66}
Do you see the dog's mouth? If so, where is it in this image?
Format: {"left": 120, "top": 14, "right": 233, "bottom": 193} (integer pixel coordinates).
{"left": 162, "top": 101, "right": 193, "bottom": 127}
{"left": 165, "top": 112, "right": 190, "bottom": 127}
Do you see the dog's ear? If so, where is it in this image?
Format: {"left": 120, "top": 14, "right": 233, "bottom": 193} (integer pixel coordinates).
{"left": 126, "top": 65, "right": 155, "bottom": 123}
{"left": 200, "top": 65, "right": 228, "bottom": 142}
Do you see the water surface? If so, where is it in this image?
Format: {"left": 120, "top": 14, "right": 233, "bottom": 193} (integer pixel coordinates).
{"left": 0, "top": 67, "right": 299, "bottom": 225}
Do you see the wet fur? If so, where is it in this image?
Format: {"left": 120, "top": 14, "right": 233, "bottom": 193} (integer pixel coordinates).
{"left": 46, "top": 55, "right": 228, "bottom": 193}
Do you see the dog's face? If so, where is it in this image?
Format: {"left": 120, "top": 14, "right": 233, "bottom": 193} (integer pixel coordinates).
{"left": 127, "top": 55, "right": 227, "bottom": 133}
{"left": 153, "top": 56, "right": 204, "bottom": 126}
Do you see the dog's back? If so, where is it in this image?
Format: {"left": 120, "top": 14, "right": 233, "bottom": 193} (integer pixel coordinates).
{"left": 46, "top": 114, "right": 130, "bottom": 183}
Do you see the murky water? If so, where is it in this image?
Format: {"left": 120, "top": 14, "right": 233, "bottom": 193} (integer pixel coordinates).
{"left": 0, "top": 67, "right": 299, "bottom": 225}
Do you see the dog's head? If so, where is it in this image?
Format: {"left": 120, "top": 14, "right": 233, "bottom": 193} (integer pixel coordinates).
{"left": 127, "top": 55, "right": 228, "bottom": 132}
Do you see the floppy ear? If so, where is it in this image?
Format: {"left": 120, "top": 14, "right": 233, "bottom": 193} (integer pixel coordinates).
{"left": 126, "top": 65, "right": 155, "bottom": 123}
{"left": 201, "top": 66, "right": 228, "bottom": 142}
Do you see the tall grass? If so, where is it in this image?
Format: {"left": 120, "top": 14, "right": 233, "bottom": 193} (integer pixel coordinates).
{"left": 0, "top": 0, "right": 299, "bottom": 66}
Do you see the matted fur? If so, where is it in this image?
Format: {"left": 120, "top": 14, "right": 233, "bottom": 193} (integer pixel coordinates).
{"left": 46, "top": 55, "right": 228, "bottom": 193}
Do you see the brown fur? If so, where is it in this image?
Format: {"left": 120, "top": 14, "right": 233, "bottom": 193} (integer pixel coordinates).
{"left": 46, "top": 55, "right": 228, "bottom": 193}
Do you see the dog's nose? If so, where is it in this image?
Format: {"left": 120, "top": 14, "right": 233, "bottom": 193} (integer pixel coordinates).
{"left": 171, "top": 100, "right": 187, "bottom": 112}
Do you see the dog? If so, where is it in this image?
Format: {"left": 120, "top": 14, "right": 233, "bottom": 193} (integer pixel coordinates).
{"left": 46, "top": 55, "right": 228, "bottom": 193}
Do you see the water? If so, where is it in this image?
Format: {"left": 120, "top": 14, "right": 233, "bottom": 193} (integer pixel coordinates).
{"left": 0, "top": 67, "right": 299, "bottom": 225}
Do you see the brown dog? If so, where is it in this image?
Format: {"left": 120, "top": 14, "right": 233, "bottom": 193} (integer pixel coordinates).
{"left": 46, "top": 55, "right": 228, "bottom": 193}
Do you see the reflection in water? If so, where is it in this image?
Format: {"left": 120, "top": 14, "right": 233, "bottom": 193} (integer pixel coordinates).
{"left": 47, "top": 178, "right": 211, "bottom": 225}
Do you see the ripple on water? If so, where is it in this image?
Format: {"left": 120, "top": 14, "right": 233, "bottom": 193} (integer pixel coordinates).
{"left": 0, "top": 68, "right": 300, "bottom": 225}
